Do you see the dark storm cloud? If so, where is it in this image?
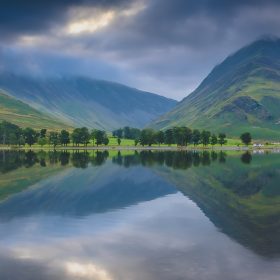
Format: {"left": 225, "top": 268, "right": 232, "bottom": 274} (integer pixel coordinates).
{"left": 3, "top": 0, "right": 278, "bottom": 41}
{"left": 94, "top": 0, "right": 280, "bottom": 51}
{"left": 1, "top": 0, "right": 280, "bottom": 99}
{"left": 0, "top": 0, "right": 130, "bottom": 39}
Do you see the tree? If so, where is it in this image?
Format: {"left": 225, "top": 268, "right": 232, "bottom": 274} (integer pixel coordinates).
{"left": 80, "top": 127, "right": 90, "bottom": 146}
{"left": 185, "top": 127, "right": 193, "bottom": 146}
{"left": 113, "top": 128, "right": 123, "bottom": 138}
{"left": 8, "top": 133, "right": 18, "bottom": 146}
{"left": 210, "top": 134, "right": 218, "bottom": 147}
{"left": 171, "top": 127, "right": 183, "bottom": 146}
{"left": 40, "top": 129, "right": 47, "bottom": 138}
{"left": 130, "top": 128, "right": 141, "bottom": 140}
{"left": 60, "top": 130, "right": 70, "bottom": 146}
{"left": 38, "top": 137, "right": 47, "bottom": 148}
{"left": 134, "top": 139, "right": 139, "bottom": 146}
{"left": 123, "top": 126, "right": 130, "bottom": 139}
{"left": 0, "top": 121, "right": 22, "bottom": 146}
{"left": 155, "top": 131, "right": 165, "bottom": 146}
{"left": 240, "top": 132, "right": 252, "bottom": 146}
{"left": 201, "top": 130, "right": 211, "bottom": 146}
{"left": 18, "top": 135, "right": 25, "bottom": 147}
{"left": 103, "top": 137, "right": 109, "bottom": 146}
{"left": 95, "top": 130, "right": 106, "bottom": 146}
{"left": 23, "top": 127, "right": 37, "bottom": 147}
{"left": 49, "top": 132, "right": 60, "bottom": 148}
{"left": 117, "top": 138, "right": 121, "bottom": 145}
{"left": 72, "top": 128, "right": 83, "bottom": 146}
{"left": 90, "top": 129, "right": 98, "bottom": 146}
{"left": 172, "top": 127, "right": 181, "bottom": 146}
{"left": 113, "top": 127, "right": 141, "bottom": 140}
{"left": 164, "top": 129, "right": 173, "bottom": 146}
{"left": 139, "top": 129, "right": 156, "bottom": 146}
{"left": 192, "top": 129, "right": 201, "bottom": 146}
{"left": 218, "top": 133, "right": 227, "bottom": 146}
{"left": 173, "top": 127, "right": 192, "bottom": 146}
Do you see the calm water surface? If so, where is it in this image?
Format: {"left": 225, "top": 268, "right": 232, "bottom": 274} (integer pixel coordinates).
{"left": 0, "top": 150, "right": 279, "bottom": 280}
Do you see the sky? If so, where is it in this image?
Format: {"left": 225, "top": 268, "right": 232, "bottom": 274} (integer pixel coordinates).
{"left": 1, "top": 0, "right": 280, "bottom": 100}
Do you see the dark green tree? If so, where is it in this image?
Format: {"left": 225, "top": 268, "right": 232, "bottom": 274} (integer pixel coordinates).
{"left": 18, "top": 135, "right": 25, "bottom": 147}
{"left": 201, "top": 130, "right": 211, "bottom": 146}
{"left": 0, "top": 121, "right": 22, "bottom": 146}
{"left": 173, "top": 127, "right": 192, "bottom": 146}
{"left": 155, "top": 131, "right": 165, "bottom": 146}
{"left": 40, "top": 129, "right": 47, "bottom": 138}
{"left": 185, "top": 127, "right": 193, "bottom": 146}
{"left": 23, "top": 127, "right": 37, "bottom": 147}
{"left": 113, "top": 128, "right": 123, "bottom": 138}
{"left": 172, "top": 127, "right": 181, "bottom": 146}
{"left": 80, "top": 127, "right": 90, "bottom": 146}
{"left": 240, "top": 132, "right": 252, "bottom": 146}
{"left": 60, "top": 130, "right": 70, "bottom": 146}
{"left": 71, "top": 128, "right": 82, "bottom": 146}
{"left": 124, "top": 126, "right": 131, "bottom": 139}
{"left": 210, "top": 134, "right": 218, "bottom": 147}
{"left": 90, "top": 129, "right": 98, "bottom": 146}
{"left": 134, "top": 139, "right": 139, "bottom": 146}
{"left": 130, "top": 128, "right": 141, "bottom": 140}
{"left": 164, "top": 129, "right": 174, "bottom": 146}
{"left": 38, "top": 137, "right": 47, "bottom": 148}
{"left": 95, "top": 130, "right": 106, "bottom": 146}
{"left": 192, "top": 129, "right": 201, "bottom": 146}
{"left": 218, "top": 133, "right": 227, "bottom": 146}
{"left": 103, "top": 137, "right": 109, "bottom": 146}
{"left": 139, "top": 129, "right": 156, "bottom": 146}
{"left": 117, "top": 138, "right": 121, "bottom": 145}
{"left": 49, "top": 132, "right": 60, "bottom": 148}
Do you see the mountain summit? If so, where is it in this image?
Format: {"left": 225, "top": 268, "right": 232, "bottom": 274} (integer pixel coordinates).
{"left": 151, "top": 38, "right": 280, "bottom": 139}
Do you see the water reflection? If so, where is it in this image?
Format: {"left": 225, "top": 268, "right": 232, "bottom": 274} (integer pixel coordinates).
{"left": 0, "top": 150, "right": 256, "bottom": 174}
{"left": 0, "top": 150, "right": 279, "bottom": 280}
{"left": 241, "top": 151, "right": 253, "bottom": 164}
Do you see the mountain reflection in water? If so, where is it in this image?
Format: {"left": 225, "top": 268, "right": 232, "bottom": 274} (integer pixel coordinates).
{"left": 0, "top": 150, "right": 279, "bottom": 280}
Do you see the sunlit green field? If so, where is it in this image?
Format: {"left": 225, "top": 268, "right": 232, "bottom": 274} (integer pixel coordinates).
{"left": 9, "top": 136, "right": 279, "bottom": 150}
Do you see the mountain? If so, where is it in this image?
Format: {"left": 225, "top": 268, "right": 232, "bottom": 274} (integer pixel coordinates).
{"left": 151, "top": 37, "right": 280, "bottom": 140}
{"left": 0, "top": 90, "right": 69, "bottom": 129}
{"left": 0, "top": 73, "right": 176, "bottom": 130}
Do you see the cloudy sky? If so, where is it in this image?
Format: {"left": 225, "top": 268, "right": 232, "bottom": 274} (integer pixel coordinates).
{"left": 1, "top": 0, "right": 280, "bottom": 100}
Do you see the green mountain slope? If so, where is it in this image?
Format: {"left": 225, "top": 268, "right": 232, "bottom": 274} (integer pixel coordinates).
{"left": 151, "top": 38, "right": 280, "bottom": 140}
{"left": 0, "top": 74, "right": 176, "bottom": 131}
{"left": 0, "top": 91, "right": 69, "bottom": 129}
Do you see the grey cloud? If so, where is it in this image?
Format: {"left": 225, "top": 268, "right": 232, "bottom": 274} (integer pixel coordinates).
{"left": 0, "top": 0, "right": 131, "bottom": 40}
{"left": 1, "top": 0, "right": 280, "bottom": 99}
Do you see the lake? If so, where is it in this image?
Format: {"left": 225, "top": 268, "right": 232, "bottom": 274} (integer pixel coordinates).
{"left": 0, "top": 150, "right": 279, "bottom": 280}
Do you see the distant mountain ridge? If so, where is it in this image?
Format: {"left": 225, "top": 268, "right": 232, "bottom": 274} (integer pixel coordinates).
{"left": 151, "top": 38, "right": 280, "bottom": 140}
{"left": 0, "top": 73, "right": 176, "bottom": 130}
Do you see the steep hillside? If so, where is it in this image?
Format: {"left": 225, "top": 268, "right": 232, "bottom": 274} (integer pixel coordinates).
{"left": 0, "top": 74, "right": 176, "bottom": 130}
{"left": 151, "top": 38, "right": 280, "bottom": 140}
{"left": 0, "top": 91, "right": 69, "bottom": 129}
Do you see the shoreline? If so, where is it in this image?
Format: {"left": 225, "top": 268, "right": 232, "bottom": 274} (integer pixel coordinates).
{"left": 0, "top": 145, "right": 280, "bottom": 152}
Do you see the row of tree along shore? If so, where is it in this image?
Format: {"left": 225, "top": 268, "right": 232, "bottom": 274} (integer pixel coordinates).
{"left": 0, "top": 121, "right": 253, "bottom": 148}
